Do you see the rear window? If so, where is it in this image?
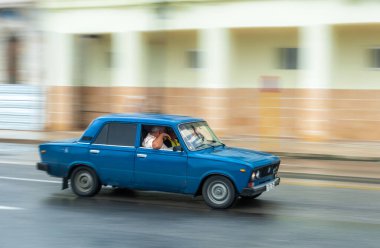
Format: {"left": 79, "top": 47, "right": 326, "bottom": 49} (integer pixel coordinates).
{"left": 94, "top": 123, "right": 137, "bottom": 146}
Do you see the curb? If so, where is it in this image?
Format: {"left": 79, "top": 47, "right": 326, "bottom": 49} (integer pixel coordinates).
{"left": 280, "top": 172, "right": 380, "bottom": 185}
{"left": 271, "top": 152, "right": 380, "bottom": 163}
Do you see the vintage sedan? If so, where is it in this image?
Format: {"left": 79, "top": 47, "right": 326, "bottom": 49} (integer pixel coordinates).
{"left": 37, "top": 113, "right": 280, "bottom": 209}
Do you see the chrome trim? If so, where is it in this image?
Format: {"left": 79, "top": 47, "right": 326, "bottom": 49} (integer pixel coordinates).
{"left": 252, "top": 177, "right": 280, "bottom": 190}
{"left": 137, "top": 153, "right": 147, "bottom": 158}
{"left": 89, "top": 149, "right": 100, "bottom": 154}
{"left": 138, "top": 147, "right": 179, "bottom": 153}
{"left": 91, "top": 144, "right": 135, "bottom": 148}
{"left": 138, "top": 147, "right": 154, "bottom": 150}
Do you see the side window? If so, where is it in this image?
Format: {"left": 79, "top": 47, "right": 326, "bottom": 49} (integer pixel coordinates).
{"left": 141, "top": 125, "right": 180, "bottom": 150}
{"left": 108, "top": 123, "right": 136, "bottom": 146}
{"left": 94, "top": 123, "right": 137, "bottom": 146}
{"left": 94, "top": 124, "right": 108, "bottom": 144}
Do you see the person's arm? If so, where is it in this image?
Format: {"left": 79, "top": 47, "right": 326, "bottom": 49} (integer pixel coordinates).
{"left": 152, "top": 133, "right": 170, "bottom": 149}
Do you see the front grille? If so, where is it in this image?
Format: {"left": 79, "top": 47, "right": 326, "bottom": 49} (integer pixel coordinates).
{"left": 256, "top": 162, "right": 280, "bottom": 178}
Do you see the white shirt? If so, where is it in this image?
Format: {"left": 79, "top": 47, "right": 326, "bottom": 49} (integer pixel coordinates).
{"left": 142, "top": 133, "right": 170, "bottom": 150}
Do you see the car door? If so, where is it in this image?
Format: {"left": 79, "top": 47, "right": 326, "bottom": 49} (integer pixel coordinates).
{"left": 134, "top": 125, "right": 188, "bottom": 193}
{"left": 89, "top": 122, "right": 137, "bottom": 187}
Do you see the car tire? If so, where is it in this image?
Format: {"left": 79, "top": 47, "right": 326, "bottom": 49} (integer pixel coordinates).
{"left": 71, "top": 167, "right": 101, "bottom": 197}
{"left": 241, "top": 193, "right": 262, "bottom": 200}
{"left": 202, "top": 175, "right": 237, "bottom": 209}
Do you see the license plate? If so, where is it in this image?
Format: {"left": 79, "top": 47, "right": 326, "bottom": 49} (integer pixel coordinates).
{"left": 266, "top": 181, "right": 275, "bottom": 192}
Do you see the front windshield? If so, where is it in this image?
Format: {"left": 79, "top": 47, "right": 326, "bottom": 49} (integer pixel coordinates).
{"left": 178, "top": 121, "right": 223, "bottom": 151}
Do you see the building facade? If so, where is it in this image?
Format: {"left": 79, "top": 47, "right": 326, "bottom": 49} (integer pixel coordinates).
{"left": 39, "top": 0, "right": 380, "bottom": 141}
{"left": 0, "top": 0, "right": 44, "bottom": 130}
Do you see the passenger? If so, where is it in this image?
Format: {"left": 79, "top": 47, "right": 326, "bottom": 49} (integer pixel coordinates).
{"left": 142, "top": 126, "right": 171, "bottom": 150}
{"left": 165, "top": 129, "right": 180, "bottom": 148}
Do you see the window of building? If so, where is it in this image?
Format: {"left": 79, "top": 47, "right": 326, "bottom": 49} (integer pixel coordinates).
{"left": 368, "top": 48, "right": 380, "bottom": 69}
{"left": 278, "top": 48, "right": 298, "bottom": 70}
{"left": 186, "top": 50, "right": 202, "bottom": 68}
{"left": 94, "top": 123, "right": 137, "bottom": 146}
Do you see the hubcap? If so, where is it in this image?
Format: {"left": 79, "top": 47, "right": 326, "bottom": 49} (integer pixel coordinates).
{"left": 208, "top": 182, "right": 229, "bottom": 205}
{"left": 75, "top": 171, "right": 93, "bottom": 193}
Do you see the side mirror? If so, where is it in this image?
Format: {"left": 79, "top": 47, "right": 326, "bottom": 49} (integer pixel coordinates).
{"left": 173, "top": 145, "right": 183, "bottom": 152}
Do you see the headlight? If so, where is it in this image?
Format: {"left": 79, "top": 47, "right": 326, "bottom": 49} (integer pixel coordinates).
{"left": 256, "top": 170, "right": 261, "bottom": 179}
{"left": 251, "top": 171, "right": 257, "bottom": 181}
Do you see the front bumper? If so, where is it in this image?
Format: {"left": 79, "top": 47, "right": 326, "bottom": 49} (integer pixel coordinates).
{"left": 240, "top": 177, "right": 280, "bottom": 197}
{"left": 36, "top": 162, "right": 48, "bottom": 172}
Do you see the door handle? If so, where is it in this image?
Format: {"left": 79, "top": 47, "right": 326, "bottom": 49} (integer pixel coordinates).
{"left": 90, "top": 149, "right": 100, "bottom": 154}
{"left": 137, "top": 153, "right": 147, "bottom": 158}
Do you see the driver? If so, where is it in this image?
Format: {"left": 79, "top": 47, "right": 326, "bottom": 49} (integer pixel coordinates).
{"left": 142, "top": 126, "right": 171, "bottom": 150}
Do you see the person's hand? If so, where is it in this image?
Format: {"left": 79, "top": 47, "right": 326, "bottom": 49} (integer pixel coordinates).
{"left": 161, "top": 133, "right": 170, "bottom": 139}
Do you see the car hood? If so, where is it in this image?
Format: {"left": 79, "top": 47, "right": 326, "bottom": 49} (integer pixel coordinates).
{"left": 195, "top": 146, "right": 280, "bottom": 168}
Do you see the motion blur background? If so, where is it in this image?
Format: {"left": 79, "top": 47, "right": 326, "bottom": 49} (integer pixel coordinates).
{"left": 2, "top": 2, "right": 380, "bottom": 246}
{"left": 1, "top": 0, "right": 380, "bottom": 147}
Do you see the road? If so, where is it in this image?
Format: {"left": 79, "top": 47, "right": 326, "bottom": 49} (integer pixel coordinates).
{"left": 1, "top": 159, "right": 380, "bottom": 248}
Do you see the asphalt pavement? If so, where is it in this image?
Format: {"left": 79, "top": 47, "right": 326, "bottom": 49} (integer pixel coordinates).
{"left": 1, "top": 160, "right": 380, "bottom": 248}
{"left": 1, "top": 142, "right": 379, "bottom": 183}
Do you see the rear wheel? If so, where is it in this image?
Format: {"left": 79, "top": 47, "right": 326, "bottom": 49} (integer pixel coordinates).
{"left": 202, "top": 176, "right": 236, "bottom": 209}
{"left": 71, "top": 167, "right": 101, "bottom": 197}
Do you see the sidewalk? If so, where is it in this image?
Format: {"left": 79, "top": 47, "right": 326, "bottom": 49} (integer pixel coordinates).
{"left": 0, "top": 130, "right": 379, "bottom": 161}
{"left": 223, "top": 136, "right": 380, "bottom": 162}
{"left": 0, "top": 130, "right": 82, "bottom": 144}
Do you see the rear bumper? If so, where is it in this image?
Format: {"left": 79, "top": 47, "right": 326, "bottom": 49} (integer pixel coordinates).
{"left": 36, "top": 162, "right": 49, "bottom": 172}
{"left": 240, "top": 177, "right": 280, "bottom": 197}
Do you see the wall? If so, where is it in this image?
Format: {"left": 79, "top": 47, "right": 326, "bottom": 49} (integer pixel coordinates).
{"left": 332, "top": 24, "right": 380, "bottom": 89}
{"left": 42, "top": 1, "right": 380, "bottom": 140}
{"left": 144, "top": 30, "right": 198, "bottom": 88}
{"left": 73, "top": 34, "right": 112, "bottom": 87}
{"left": 230, "top": 27, "right": 298, "bottom": 89}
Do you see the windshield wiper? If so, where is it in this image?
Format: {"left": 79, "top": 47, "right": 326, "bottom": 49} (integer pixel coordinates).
{"left": 194, "top": 143, "right": 212, "bottom": 150}
{"left": 208, "top": 140, "right": 225, "bottom": 147}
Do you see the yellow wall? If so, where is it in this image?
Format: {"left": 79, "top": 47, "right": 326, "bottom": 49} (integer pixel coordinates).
{"left": 73, "top": 34, "right": 112, "bottom": 87}
{"left": 230, "top": 27, "right": 298, "bottom": 88}
{"left": 144, "top": 30, "right": 199, "bottom": 88}
{"left": 332, "top": 24, "right": 380, "bottom": 89}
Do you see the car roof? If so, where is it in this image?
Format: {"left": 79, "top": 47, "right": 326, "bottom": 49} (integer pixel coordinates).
{"left": 97, "top": 113, "right": 204, "bottom": 125}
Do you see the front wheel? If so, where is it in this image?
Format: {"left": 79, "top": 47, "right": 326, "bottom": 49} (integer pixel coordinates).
{"left": 71, "top": 167, "right": 101, "bottom": 197}
{"left": 202, "top": 176, "right": 236, "bottom": 209}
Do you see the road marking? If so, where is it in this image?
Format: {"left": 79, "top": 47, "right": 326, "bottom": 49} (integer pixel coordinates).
{"left": 0, "top": 161, "right": 35, "bottom": 166}
{"left": 0, "top": 176, "right": 60, "bottom": 184}
{"left": 282, "top": 178, "right": 380, "bottom": 191}
{"left": 0, "top": 161, "right": 36, "bottom": 167}
{"left": 0, "top": 175, "right": 379, "bottom": 192}
{"left": 0, "top": 206, "right": 23, "bottom": 210}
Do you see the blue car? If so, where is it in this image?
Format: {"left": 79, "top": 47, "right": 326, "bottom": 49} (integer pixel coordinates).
{"left": 37, "top": 113, "right": 280, "bottom": 209}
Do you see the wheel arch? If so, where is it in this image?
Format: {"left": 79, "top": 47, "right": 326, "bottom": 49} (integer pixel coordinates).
{"left": 194, "top": 172, "right": 238, "bottom": 197}
{"left": 66, "top": 162, "right": 98, "bottom": 181}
